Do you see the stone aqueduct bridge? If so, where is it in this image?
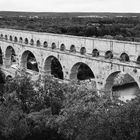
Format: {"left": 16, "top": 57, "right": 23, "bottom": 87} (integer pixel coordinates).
{"left": 0, "top": 28, "right": 140, "bottom": 92}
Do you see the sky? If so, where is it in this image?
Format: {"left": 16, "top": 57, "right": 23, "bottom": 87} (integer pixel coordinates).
{"left": 0, "top": 0, "right": 140, "bottom": 13}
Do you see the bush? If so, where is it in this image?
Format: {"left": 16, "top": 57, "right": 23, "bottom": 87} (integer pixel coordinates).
{"left": 0, "top": 74, "right": 140, "bottom": 140}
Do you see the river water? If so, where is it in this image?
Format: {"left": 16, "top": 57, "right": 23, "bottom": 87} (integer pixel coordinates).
{"left": 112, "top": 82, "right": 140, "bottom": 102}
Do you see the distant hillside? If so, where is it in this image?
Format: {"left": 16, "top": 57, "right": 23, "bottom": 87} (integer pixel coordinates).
{"left": 0, "top": 11, "right": 140, "bottom": 18}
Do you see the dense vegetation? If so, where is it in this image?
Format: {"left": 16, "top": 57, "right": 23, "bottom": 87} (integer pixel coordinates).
{"left": 1, "top": 15, "right": 140, "bottom": 41}
{"left": 0, "top": 71, "right": 140, "bottom": 140}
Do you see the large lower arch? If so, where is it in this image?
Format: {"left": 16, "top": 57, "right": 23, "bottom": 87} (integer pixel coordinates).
{"left": 44, "top": 56, "right": 63, "bottom": 80}
{"left": 70, "top": 62, "right": 95, "bottom": 81}
{"left": 0, "top": 47, "right": 3, "bottom": 65}
{"left": 21, "top": 50, "right": 39, "bottom": 72}
{"left": 5, "top": 46, "right": 16, "bottom": 67}
{"left": 104, "top": 71, "right": 140, "bottom": 101}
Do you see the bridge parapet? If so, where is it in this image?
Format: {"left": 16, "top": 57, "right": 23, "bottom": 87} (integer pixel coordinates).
{"left": 0, "top": 28, "right": 140, "bottom": 62}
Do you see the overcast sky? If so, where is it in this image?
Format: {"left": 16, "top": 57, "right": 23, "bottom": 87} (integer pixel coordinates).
{"left": 0, "top": 0, "right": 140, "bottom": 12}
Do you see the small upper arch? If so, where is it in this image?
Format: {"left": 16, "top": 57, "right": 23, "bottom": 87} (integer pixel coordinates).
{"left": 60, "top": 44, "right": 66, "bottom": 51}
{"left": 43, "top": 41, "right": 48, "bottom": 48}
{"left": 120, "top": 52, "right": 130, "bottom": 62}
{"left": 51, "top": 42, "right": 56, "bottom": 49}
{"left": 70, "top": 45, "right": 76, "bottom": 53}
{"left": 36, "top": 40, "right": 41, "bottom": 47}
{"left": 92, "top": 49, "right": 99, "bottom": 57}
{"left": 105, "top": 50, "right": 113, "bottom": 59}
{"left": 24, "top": 38, "right": 28, "bottom": 44}
{"left": 80, "top": 47, "right": 86, "bottom": 55}
{"left": 14, "top": 36, "right": 18, "bottom": 42}
{"left": 0, "top": 34, "right": 3, "bottom": 38}
{"left": 30, "top": 39, "right": 34, "bottom": 45}
{"left": 9, "top": 35, "right": 13, "bottom": 41}
{"left": 5, "top": 35, "right": 8, "bottom": 40}
{"left": 19, "top": 37, "right": 23, "bottom": 43}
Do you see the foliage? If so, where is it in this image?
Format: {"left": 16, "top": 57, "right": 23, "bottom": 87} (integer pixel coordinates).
{"left": 1, "top": 16, "right": 140, "bottom": 41}
{"left": 0, "top": 74, "right": 140, "bottom": 140}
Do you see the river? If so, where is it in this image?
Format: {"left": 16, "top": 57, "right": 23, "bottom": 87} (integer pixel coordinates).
{"left": 112, "top": 82, "right": 140, "bottom": 102}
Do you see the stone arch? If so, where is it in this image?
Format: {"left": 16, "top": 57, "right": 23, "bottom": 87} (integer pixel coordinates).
{"left": 104, "top": 71, "right": 121, "bottom": 92}
{"left": 9, "top": 36, "right": 13, "bottom": 41}
{"left": 5, "top": 46, "right": 16, "bottom": 67}
{"left": 105, "top": 50, "right": 113, "bottom": 59}
{"left": 104, "top": 71, "right": 140, "bottom": 101}
{"left": 36, "top": 40, "right": 41, "bottom": 47}
{"left": 92, "top": 49, "right": 99, "bottom": 57}
{"left": 0, "top": 34, "right": 3, "bottom": 38}
{"left": 60, "top": 44, "right": 66, "bottom": 51}
{"left": 5, "top": 35, "right": 8, "bottom": 40}
{"left": 70, "top": 45, "right": 76, "bottom": 53}
{"left": 43, "top": 41, "right": 48, "bottom": 48}
{"left": 24, "top": 38, "right": 28, "bottom": 44}
{"left": 19, "top": 37, "right": 23, "bottom": 43}
{"left": 120, "top": 53, "right": 130, "bottom": 62}
{"left": 30, "top": 39, "right": 34, "bottom": 45}
{"left": 14, "top": 36, "right": 18, "bottom": 42}
{"left": 0, "top": 47, "right": 3, "bottom": 65}
{"left": 51, "top": 42, "right": 56, "bottom": 49}
{"left": 80, "top": 47, "right": 86, "bottom": 55}
{"left": 44, "top": 56, "right": 63, "bottom": 79}
{"left": 21, "top": 50, "right": 39, "bottom": 72}
{"left": 70, "top": 62, "right": 95, "bottom": 81}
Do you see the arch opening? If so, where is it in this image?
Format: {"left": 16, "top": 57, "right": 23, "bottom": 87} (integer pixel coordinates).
{"left": 19, "top": 37, "right": 23, "bottom": 43}
{"left": 36, "top": 40, "right": 41, "bottom": 47}
{"left": 60, "top": 44, "right": 65, "bottom": 51}
{"left": 80, "top": 47, "right": 86, "bottom": 55}
{"left": 44, "top": 56, "right": 63, "bottom": 80}
{"left": 105, "top": 50, "right": 113, "bottom": 59}
{"left": 24, "top": 38, "right": 28, "bottom": 44}
{"left": 51, "top": 43, "right": 56, "bottom": 49}
{"left": 104, "top": 71, "right": 140, "bottom": 102}
{"left": 43, "top": 41, "right": 48, "bottom": 48}
{"left": 0, "top": 34, "right": 3, "bottom": 39}
{"left": 70, "top": 62, "right": 95, "bottom": 81}
{"left": 0, "top": 47, "right": 3, "bottom": 65}
{"left": 9, "top": 36, "right": 13, "bottom": 41}
{"left": 120, "top": 53, "right": 130, "bottom": 62}
{"left": 70, "top": 45, "right": 76, "bottom": 53}
{"left": 30, "top": 39, "right": 34, "bottom": 45}
{"left": 14, "top": 37, "right": 18, "bottom": 42}
{"left": 21, "top": 51, "right": 39, "bottom": 72}
{"left": 92, "top": 49, "right": 99, "bottom": 57}
{"left": 5, "top": 46, "right": 16, "bottom": 67}
{"left": 5, "top": 35, "right": 8, "bottom": 40}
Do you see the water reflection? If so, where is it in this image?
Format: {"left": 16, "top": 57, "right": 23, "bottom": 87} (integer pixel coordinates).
{"left": 112, "top": 82, "right": 140, "bottom": 102}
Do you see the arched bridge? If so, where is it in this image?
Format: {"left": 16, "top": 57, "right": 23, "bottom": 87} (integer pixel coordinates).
{"left": 0, "top": 28, "right": 140, "bottom": 95}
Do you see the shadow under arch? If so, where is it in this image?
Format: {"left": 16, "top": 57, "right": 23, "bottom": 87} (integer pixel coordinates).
{"left": 5, "top": 46, "right": 16, "bottom": 67}
{"left": 21, "top": 50, "right": 39, "bottom": 72}
{"left": 44, "top": 56, "right": 63, "bottom": 80}
{"left": 70, "top": 62, "right": 95, "bottom": 81}
{"left": 104, "top": 71, "right": 140, "bottom": 101}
